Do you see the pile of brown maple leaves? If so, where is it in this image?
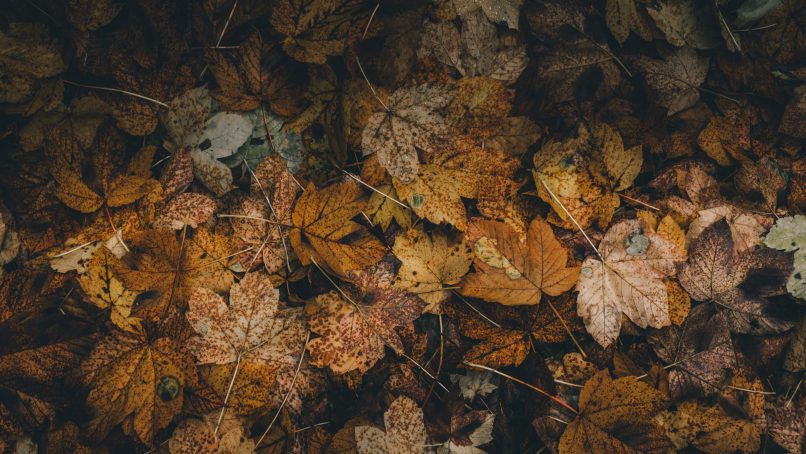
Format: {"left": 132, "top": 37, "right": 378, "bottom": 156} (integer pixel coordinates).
{"left": 0, "top": 0, "right": 805, "bottom": 452}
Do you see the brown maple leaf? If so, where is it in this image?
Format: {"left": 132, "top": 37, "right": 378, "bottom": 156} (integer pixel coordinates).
{"left": 290, "top": 179, "right": 386, "bottom": 277}
{"left": 306, "top": 266, "right": 426, "bottom": 374}
{"left": 80, "top": 333, "right": 197, "bottom": 444}
{"left": 460, "top": 216, "right": 579, "bottom": 307}
{"left": 559, "top": 370, "right": 671, "bottom": 453}
{"left": 679, "top": 219, "right": 795, "bottom": 335}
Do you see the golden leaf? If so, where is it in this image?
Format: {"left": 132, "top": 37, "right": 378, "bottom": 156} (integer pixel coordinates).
{"left": 78, "top": 247, "right": 143, "bottom": 334}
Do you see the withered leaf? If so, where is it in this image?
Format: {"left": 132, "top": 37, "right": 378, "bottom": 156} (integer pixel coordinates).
{"left": 460, "top": 217, "right": 579, "bottom": 307}
{"left": 78, "top": 247, "right": 143, "bottom": 334}
{"left": 559, "top": 370, "right": 671, "bottom": 454}
{"left": 355, "top": 396, "right": 427, "bottom": 454}
{"left": 577, "top": 219, "right": 684, "bottom": 347}
{"left": 634, "top": 47, "right": 709, "bottom": 116}
{"left": 80, "top": 334, "right": 197, "bottom": 444}
{"left": 290, "top": 180, "right": 386, "bottom": 277}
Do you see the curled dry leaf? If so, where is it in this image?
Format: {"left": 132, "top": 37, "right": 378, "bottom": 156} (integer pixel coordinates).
{"left": 460, "top": 217, "right": 579, "bottom": 307}
{"left": 355, "top": 396, "right": 427, "bottom": 454}
{"left": 576, "top": 219, "right": 684, "bottom": 347}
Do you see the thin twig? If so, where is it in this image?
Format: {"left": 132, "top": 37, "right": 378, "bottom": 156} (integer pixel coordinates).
{"left": 362, "top": 3, "right": 380, "bottom": 39}
{"left": 619, "top": 193, "right": 660, "bottom": 211}
{"left": 355, "top": 56, "right": 389, "bottom": 111}
{"left": 554, "top": 378, "right": 584, "bottom": 388}
{"left": 214, "top": 353, "right": 242, "bottom": 435}
{"left": 453, "top": 292, "right": 502, "bottom": 328}
{"left": 342, "top": 170, "right": 410, "bottom": 210}
{"left": 255, "top": 331, "right": 311, "bottom": 448}
{"left": 464, "top": 361, "right": 578, "bottom": 414}
{"left": 53, "top": 240, "right": 96, "bottom": 258}
{"left": 62, "top": 80, "right": 169, "bottom": 108}
{"left": 539, "top": 179, "right": 602, "bottom": 261}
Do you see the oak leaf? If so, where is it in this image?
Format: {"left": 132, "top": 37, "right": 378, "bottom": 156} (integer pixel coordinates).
{"left": 393, "top": 229, "right": 472, "bottom": 313}
{"left": 355, "top": 396, "right": 427, "bottom": 454}
{"left": 80, "top": 333, "right": 197, "bottom": 444}
{"left": 460, "top": 217, "right": 579, "bottom": 306}
{"left": 576, "top": 219, "right": 684, "bottom": 347}
{"left": 290, "top": 180, "right": 386, "bottom": 276}
{"left": 559, "top": 370, "right": 671, "bottom": 454}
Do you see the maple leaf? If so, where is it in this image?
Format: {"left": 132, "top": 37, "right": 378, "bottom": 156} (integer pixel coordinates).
{"left": 559, "top": 370, "right": 671, "bottom": 454}
{"left": 185, "top": 271, "right": 319, "bottom": 414}
{"left": 419, "top": 9, "right": 528, "bottom": 84}
{"left": 78, "top": 247, "right": 143, "bottom": 334}
{"left": 80, "top": 333, "right": 197, "bottom": 444}
{"left": 112, "top": 229, "right": 234, "bottom": 334}
{"left": 605, "top": 0, "right": 653, "bottom": 44}
{"left": 767, "top": 405, "right": 806, "bottom": 453}
{"left": 306, "top": 266, "right": 426, "bottom": 374}
{"left": 532, "top": 124, "right": 638, "bottom": 230}
{"left": 655, "top": 400, "right": 761, "bottom": 453}
{"left": 270, "top": 0, "right": 376, "bottom": 64}
{"left": 691, "top": 205, "right": 763, "bottom": 245}
{"left": 361, "top": 84, "right": 452, "bottom": 183}
{"left": 45, "top": 124, "right": 160, "bottom": 213}
{"left": 393, "top": 228, "right": 472, "bottom": 313}
{"left": 427, "top": 390, "right": 496, "bottom": 453}
{"left": 154, "top": 193, "right": 217, "bottom": 230}
{"left": 576, "top": 219, "right": 684, "bottom": 347}
{"left": 460, "top": 217, "right": 579, "bottom": 307}
{"left": 394, "top": 145, "right": 520, "bottom": 231}
{"left": 679, "top": 219, "right": 795, "bottom": 335}
{"left": 446, "top": 294, "right": 580, "bottom": 367}
{"left": 290, "top": 180, "right": 386, "bottom": 277}
{"left": 765, "top": 214, "right": 806, "bottom": 300}
{"left": 355, "top": 396, "right": 427, "bottom": 454}
{"left": 634, "top": 47, "right": 709, "bottom": 116}
{"left": 0, "top": 23, "right": 65, "bottom": 116}
{"left": 647, "top": 304, "right": 738, "bottom": 399}
{"left": 645, "top": 0, "right": 720, "bottom": 49}
{"left": 535, "top": 40, "right": 621, "bottom": 104}
{"left": 168, "top": 412, "right": 256, "bottom": 454}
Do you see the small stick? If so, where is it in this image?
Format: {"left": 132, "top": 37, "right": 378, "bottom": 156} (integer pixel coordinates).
{"left": 355, "top": 56, "right": 389, "bottom": 112}
{"left": 539, "top": 179, "right": 603, "bottom": 261}
{"left": 619, "top": 193, "right": 660, "bottom": 211}
{"left": 62, "top": 80, "right": 169, "bottom": 108}
{"left": 342, "top": 170, "right": 410, "bottom": 210}
{"left": 453, "top": 292, "right": 502, "bottom": 328}
{"left": 255, "top": 331, "right": 311, "bottom": 448}
{"left": 214, "top": 353, "right": 242, "bottom": 435}
{"left": 53, "top": 240, "right": 96, "bottom": 258}
{"left": 464, "top": 361, "right": 578, "bottom": 414}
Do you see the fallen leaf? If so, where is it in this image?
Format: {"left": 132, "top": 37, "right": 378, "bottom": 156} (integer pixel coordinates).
{"left": 635, "top": 47, "right": 709, "bottom": 116}
{"left": 645, "top": 0, "right": 720, "bottom": 49}
{"left": 78, "top": 247, "right": 143, "bottom": 334}
{"left": 154, "top": 193, "right": 217, "bottom": 230}
{"left": 460, "top": 217, "right": 579, "bottom": 306}
{"left": 355, "top": 396, "right": 427, "bottom": 454}
{"left": 559, "top": 370, "right": 671, "bottom": 453}
{"left": 393, "top": 228, "right": 472, "bottom": 313}
{"left": 577, "top": 219, "right": 684, "bottom": 347}
{"left": 290, "top": 180, "right": 386, "bottom": 277}
{"left": 765, "top": 214, "right": 806, "bottom": 300}
{"left": 361, "top": 84, "right": 453, "bottom": 183}
{"left": 605, "top": 0, "right": 653, "bottom": 44}
{"left": 656, "top": 400, "right": 761, "bottom": 453}
{"left": 80, "top": 334, "right": 197, "bottom": 444}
